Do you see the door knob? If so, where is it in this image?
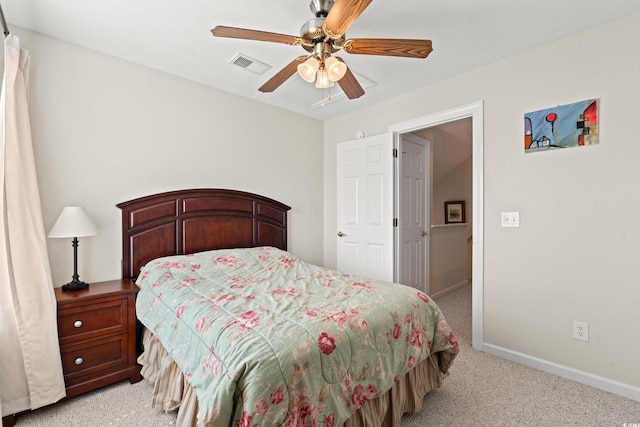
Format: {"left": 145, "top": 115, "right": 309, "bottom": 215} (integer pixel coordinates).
{"left": 421, "top": 230, "right": 428, "bottom": 237}
{"left": 337, "top": 231, "right": 345, "bottom": 237}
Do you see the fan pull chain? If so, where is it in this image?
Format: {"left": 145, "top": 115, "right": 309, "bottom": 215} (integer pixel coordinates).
{"left": 320, "top": 84, "right": 332, "bottom": 107}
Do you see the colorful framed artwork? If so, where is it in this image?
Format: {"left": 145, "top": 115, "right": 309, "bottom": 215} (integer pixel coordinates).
{"left": 445, "top": 201, "right": 465, "bottom": 224}
{"left": 524, "top": 98, "right": 599, "bottom": 153}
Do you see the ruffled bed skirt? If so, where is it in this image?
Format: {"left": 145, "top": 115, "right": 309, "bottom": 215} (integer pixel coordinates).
{"left": 139, "top": 329, "right": 446, "bottom": 427}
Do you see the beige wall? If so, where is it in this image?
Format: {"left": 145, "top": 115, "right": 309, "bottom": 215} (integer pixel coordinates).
{"left": 429, "top": 224, "right": 468, "bottom": 296}
{"left": 324, "top": 13, "right": 640, "bottom": 395}
{"left": 16, "top": 28, "right": 324, "bottom": 285}
{"left": 432, "top": 157, "right": 472, "bottom": 227}
{"left": 430, "top": 157, "right": 473, "bottom": 295}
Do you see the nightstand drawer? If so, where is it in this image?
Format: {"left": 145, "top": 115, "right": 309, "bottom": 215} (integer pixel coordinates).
{"left": 58, "top": 299, "right": 128, "bottom": 342}
{"left": 60, "top": 334, "right": 128, "bottom": 378}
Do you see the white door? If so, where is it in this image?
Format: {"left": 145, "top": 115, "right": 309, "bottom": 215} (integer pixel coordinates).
{"left": 337, "top": 133, "right": 394, "bottom": 282}
{"left": 398, "top": 134, "right": 430, "bottom": 292}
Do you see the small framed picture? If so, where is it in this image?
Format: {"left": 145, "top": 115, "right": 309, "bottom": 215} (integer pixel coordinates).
{"left": 445, "top": 201, "right": 465, "bottom": 224}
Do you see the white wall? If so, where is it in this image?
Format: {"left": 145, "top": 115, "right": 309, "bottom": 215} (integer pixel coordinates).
{"left": 16, "top": 28, "right": 324, "bottom": 285}
{"left": 324, "top": 13, "right": 640, "bottom": 395}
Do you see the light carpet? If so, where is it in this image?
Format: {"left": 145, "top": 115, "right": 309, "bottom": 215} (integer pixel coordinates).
{"left": 13, "top": 284, "right": 640, "bottom": 426}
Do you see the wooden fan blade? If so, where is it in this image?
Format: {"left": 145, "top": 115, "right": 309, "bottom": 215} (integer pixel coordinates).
{"left": 211, "top": 26, "right": 301, "bottom": 46}
{"left": 323, "top": 0, "right": 372, "bottom": 38}
{"left": 343, "top": 38, "right": 433, "bottom": 58}
{"left": 335, "top": 58, "right": 364, "bottom": 99}
{"left": 259, "top": 57, "right": 306, "bottom": 93}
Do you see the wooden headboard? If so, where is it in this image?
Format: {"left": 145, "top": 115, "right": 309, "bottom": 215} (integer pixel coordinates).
{"left": 117, "top": 189, "right": 291, "bottom": 280}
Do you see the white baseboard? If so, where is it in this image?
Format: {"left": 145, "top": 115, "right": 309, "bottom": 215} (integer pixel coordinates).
{"left": 483, "top": 343, "right": 640, "bottom": 402}
{"left": 430, "top": 280, "right": 469, "bottom": 300}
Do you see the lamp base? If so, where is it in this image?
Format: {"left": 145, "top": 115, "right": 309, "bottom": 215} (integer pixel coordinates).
{"left": 61, "top": 280, "right": 90, "bottom": 292}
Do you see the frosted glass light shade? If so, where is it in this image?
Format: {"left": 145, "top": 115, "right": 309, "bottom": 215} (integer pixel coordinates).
{"left": 48, "top": 207, "right": 99, "bottom": 238}
{"left": 297, "top": 57, "right": 319, "bottom": 83}
{"left": 315, "top": 68, "right": 334, "bottom": 88}
{"left": 325, "top": 56, "right": 347, "bottom": 82}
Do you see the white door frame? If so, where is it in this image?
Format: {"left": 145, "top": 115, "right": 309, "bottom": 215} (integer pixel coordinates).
{"left": 389, "top": 101, "right": 484, "bottom": 351}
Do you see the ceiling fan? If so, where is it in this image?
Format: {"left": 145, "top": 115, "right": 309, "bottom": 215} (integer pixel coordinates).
{"left": 211, "top": 0, "right": 433, "bottom": 100}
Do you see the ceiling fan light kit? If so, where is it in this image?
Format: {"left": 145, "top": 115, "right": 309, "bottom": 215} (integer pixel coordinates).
{"left": 297, "top": 45, "right": 347, "bottom": 86}
{"left": 211, "top": 0, "right": 432, "bottom": 102}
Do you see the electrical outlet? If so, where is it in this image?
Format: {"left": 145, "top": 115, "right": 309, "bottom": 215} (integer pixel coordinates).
{"left": 573, "top": 321, "right": 589, "bottom": 342}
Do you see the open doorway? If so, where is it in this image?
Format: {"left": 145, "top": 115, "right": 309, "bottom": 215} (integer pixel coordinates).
{"left": 390, "top": 101, "right": 484, "bottom": 351}
{"left": 408, "top": 118, "right": 472, "bottom": 297}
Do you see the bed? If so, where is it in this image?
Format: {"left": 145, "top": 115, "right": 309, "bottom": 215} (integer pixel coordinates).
{"left": 117, "top": 188, "right": 458, "bottom": 427}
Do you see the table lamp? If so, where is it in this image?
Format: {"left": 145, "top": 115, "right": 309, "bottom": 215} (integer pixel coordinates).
{"left": 48, "top": 206, "right": 99, "bottom": 291}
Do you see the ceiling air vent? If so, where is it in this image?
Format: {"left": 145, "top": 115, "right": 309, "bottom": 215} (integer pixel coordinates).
{"left": 229, "top": 53, "right": 271, "bottom": 75}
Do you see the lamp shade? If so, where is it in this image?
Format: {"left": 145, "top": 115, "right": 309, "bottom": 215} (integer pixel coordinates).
{"left": 325, "top": 56, "right": 347, "bottom": 82}
{"left": 48, "top": 207, "right": 99, "bottom": 238}
{"left": 315, "top": 68, "right": 334, "bottom": 88}
{"left": 297, "top": 57, "right": 319, "bottom": 83}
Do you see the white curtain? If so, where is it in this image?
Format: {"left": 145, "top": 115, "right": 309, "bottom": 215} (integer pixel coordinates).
{"left": 0, "top": 34, "right": 65, "bottom": 417}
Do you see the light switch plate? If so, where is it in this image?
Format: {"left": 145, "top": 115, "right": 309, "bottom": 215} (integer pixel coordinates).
{"left": 501, "top": 212, "right": 520, "bottom": 227}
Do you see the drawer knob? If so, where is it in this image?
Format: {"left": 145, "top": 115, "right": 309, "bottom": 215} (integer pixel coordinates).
{"left": 73, "top": 320, "right": 83, "bottom": 328}
{"left": 74, "top": 357, "right": 84, "bottom": 365}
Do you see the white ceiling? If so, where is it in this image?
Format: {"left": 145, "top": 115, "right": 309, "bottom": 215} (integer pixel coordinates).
{"left": 2, "top": 0, "right": 639, "bottom": 120}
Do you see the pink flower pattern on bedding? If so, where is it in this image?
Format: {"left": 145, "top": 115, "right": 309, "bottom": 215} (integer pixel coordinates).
{"left": 136, "top": 246, "right": 458, "bottom": 426}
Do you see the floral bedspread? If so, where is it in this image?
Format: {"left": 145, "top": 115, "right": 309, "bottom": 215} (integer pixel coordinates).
{"left": 135, "top": 246, "right": 458, "bottom": 427}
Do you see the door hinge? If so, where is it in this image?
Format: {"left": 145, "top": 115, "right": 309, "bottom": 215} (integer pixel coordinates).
{"left": 393, "top": 218, "right": 398, "bottom": 227}
{"left": 393, "top": 148, "right": 398, "bottom": 158}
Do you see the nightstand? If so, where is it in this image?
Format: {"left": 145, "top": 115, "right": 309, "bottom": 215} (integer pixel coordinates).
{"left": 55, "top": 279, "right": 142, "bottom": 398}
